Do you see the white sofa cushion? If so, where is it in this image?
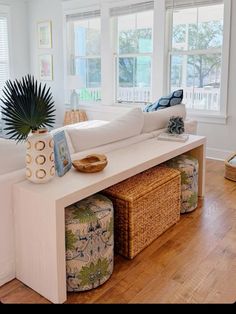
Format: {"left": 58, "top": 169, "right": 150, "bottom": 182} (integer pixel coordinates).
{"left": 0, "top": 139, "right": 25, "bottom": 175}
{"left": 67, "top": 108, "right": 144, "bottom": 153}
{"left": 51, "top": 120, "right": 109, "bottom": 155}
{"left": 142, "top": 104, "right": 186, "bottom": 134}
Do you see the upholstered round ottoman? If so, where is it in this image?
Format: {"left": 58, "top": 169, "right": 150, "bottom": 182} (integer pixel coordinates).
{"left": 65, "top": 194, "right": 114, "bottom": 292}
{"left": 166, "top": 155, "right": 199, "bottom": 214}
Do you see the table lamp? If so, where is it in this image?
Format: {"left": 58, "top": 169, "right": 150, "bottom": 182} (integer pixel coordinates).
{"left": 67, "top": 75, "right": 84, "bottom": 110}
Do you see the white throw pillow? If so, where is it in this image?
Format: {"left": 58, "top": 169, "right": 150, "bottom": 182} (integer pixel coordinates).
{"left": 67, "top": 108, "right": 144, "bottom": 153}
{"left": 142, "top": 104, "right": 186, "bottom": 133}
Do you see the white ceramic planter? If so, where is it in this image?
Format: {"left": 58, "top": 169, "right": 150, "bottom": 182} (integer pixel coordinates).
{"left": 25, "top": 129, "right": 55, "bottom": 184}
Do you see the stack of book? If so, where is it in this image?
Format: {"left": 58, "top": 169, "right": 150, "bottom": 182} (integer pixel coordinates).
{"left": 157, "top": 132, "right": 189, "bottom": 143}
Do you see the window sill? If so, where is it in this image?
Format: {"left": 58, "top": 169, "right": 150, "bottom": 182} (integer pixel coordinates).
{"left": 187, "top": 111, "right": 228, "bottom": 125}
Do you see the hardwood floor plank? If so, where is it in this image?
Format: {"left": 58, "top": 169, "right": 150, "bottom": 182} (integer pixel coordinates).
{"left": 1, "top": 160, "right": 236, "bottom": 304}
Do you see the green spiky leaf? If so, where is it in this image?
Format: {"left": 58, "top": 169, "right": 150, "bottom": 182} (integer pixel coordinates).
{"left": 0, "top": 75, "right": 56, "bottom": 142}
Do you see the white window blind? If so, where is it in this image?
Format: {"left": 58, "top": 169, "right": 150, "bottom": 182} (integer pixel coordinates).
{"left": 0, "top": 14, "right": 9, "bottom": 98}
{"left": 110, "top": 1, "right": 154, "bottom": 17}
{"left": 166, "top": 0, "right": 223, "bottom": 9}
{"left": 66, "top": 9, "right": 100, "bottom": 22}
{"left": 0, "top": 13, "right": 9, "bottom": 135}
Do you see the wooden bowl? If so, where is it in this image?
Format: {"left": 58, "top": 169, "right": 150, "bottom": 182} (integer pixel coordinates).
{"left": 72, "top": 154, "right": 108, "bottom": 173}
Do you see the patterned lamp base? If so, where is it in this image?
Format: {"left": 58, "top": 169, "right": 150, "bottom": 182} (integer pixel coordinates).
{"left": 25, "top": 129, "right": 55, "bottom": 183}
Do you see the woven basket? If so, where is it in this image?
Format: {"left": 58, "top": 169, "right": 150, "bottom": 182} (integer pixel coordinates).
{"left": 103, "top": 166, "right": 181, "bottom": 259}
{"left": 225, "top": 154, "right": 236, "bottom": 182}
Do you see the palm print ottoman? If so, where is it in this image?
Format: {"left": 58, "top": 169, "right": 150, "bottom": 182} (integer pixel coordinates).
{"left": 165, "top": 155, "right": 199, "bottom": 214}
{"left": 65, "top": 194, "right": 114, "bottom": 292}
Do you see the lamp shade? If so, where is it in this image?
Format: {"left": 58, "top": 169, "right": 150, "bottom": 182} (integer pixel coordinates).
{"left": 67, "top": 75, "right": 85, "bottom": 90}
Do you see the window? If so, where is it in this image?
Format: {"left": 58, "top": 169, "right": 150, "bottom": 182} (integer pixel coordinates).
{"left": 63, "top": 0, "right": 230, "bottom": 120}
{"left": 112, "top": 3, "right": 154, "bottom": 103}
{"left": 66, "top": 11, "right": 101, "bottom": 102}
{"left": 168, "top": 1, "right": 225, "bottom": 113}
{"left": 0, "top": 9, "right": 10, "bottom": 134}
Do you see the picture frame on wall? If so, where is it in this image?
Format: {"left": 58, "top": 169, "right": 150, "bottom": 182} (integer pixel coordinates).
{"left": 38, "top": 20, "right": 52, "bottom": 49}
{"left": 39, "top": 54, "right": 53, "bottom": 81}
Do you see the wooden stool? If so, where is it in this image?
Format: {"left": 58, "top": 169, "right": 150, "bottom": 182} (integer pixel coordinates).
{"left": 63, "top": 110, "right": 88, "bottom": 126}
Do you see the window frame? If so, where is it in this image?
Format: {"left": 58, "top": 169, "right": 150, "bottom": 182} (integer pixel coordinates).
{"left": 166, "top": 0, "right": 231, "bottom": 124}
{"left": 113, "top": 10, "right": 154, "bottom": 104}
{"left": 0, "top": 4, "right": 11, "bottom": 137}
{"left": 63, "top": 5, "right": 102, "bottom": 105}
{"left": 63, "top": 0, "right": 231, "bottom": 124}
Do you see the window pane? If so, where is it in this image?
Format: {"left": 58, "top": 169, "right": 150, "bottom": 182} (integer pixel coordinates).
{"left": 118, "top": 11, "right": 153, "bottom": 54}
{"left": 67, "top": 17, "right": 101, "bottom": 102}
{"left": 172, "top": 5, "right": 224, "bottom": 51}
{"left": 87, "top": 58, "right": 101, "bottom": 88}
{"left": 119, "top": 57, "right": 135, "bottom": 87}
{"left": 118, "top": 56, "right": 151, "bottom": 102}
{"left": 170, "top": 54, "right": 221, "bottom": 111}
{"left": 116, "top": 10, "right": 153, "bottom": 102}
{"left": 73, "top": 18, "right": 101, "bottom": 57}
{"left": 74, "top": 57, "right": 101, "bottom": 101}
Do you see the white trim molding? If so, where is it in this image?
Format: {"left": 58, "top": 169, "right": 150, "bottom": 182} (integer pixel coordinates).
{"left": 187, "top": 112, "right": 228, "bottom": 125}
{"left": 206, "top": 147, "right": 233, "bottom": 161}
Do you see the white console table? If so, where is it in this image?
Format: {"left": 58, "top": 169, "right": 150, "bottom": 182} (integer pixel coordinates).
{"left": 14, "top": 135, "right": 206, "bottom": 303}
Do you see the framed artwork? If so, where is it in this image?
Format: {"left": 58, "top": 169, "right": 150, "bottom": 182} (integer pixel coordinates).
{"left": 38, "top": 21, "right": 52, "bottom": 49}
{"left": 39, "top": 54, "right": 53, "bottom": 81}
{"left": 53, "top": 131, "right": 72, "bottom": 177}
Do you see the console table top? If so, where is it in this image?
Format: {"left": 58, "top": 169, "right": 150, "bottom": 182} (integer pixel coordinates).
{"left": 15, "top": 135, "right": 206, "bottom": 208}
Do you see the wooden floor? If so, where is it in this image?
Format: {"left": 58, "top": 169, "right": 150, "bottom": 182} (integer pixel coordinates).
{"left": 1, "top": 159, "right": 236, "bottom": 304}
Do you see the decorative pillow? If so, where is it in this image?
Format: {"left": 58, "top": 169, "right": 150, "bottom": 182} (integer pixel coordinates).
{"left": 142, "top": 104, "right": 186, "bottom": 134}
{"left": 143, "top": 89, "right": 183, "bottom": 112}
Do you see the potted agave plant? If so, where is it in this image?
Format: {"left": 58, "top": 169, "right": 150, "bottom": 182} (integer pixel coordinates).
{"left": 0, "top": 75, "right": 56, "bottom": 183}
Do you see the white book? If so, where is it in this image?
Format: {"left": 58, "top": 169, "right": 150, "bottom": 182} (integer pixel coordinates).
{"left": 157, "top": 132, "right": 189, "bottom": 143}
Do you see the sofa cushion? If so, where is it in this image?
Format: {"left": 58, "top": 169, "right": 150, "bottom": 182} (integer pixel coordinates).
{"left": 0, "top": 139, "right": 25, "bottom": 175}
{"left": 67, "top": 108, "right": 144, "bottom": 153}
{"left": 51, "top": 120, "right": 109, "bottom": 155}
{"left": 142, "top": 104, "right": 186, "bottom": 134}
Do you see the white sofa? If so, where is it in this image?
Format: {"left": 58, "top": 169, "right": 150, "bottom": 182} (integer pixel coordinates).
{"left": 0, "top": 104, "right": 197, "bottom": 286}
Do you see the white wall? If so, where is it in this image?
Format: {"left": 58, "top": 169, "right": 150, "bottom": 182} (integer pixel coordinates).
{"left": 28, "top": 0, "right": 64, "bottom": 126}
{"left": 0, "top": 0, "right": 30, "bottom": 79}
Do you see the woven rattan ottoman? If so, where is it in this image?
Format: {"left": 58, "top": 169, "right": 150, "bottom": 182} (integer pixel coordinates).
{"left": 102, "top": 166, "right": 181, "bottom": 259}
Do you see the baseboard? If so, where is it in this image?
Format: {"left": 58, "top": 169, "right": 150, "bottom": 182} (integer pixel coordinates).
{"left": 206, "top": 148, "right": 234, "bottom": 161}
